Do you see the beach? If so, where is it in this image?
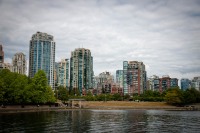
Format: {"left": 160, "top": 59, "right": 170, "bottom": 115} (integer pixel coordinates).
{"left": 1, "top": 101, "right": 199, "bottom": 113}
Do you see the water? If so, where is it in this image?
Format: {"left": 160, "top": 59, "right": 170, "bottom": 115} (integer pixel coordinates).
{"left": 0, "top": 110, "right": 200, "bottom": 133}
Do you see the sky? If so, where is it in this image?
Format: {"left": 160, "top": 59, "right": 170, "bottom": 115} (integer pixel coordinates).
{"left": 0, "top": 0, "right": 200, "bottom": 81}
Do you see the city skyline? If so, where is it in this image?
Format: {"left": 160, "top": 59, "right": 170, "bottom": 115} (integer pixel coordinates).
{"left": 1, "top": 0, "right": 200, "bottom": 80}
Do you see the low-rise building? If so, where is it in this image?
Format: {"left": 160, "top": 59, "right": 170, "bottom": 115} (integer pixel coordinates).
{"left": 0, "top": 63, "right": 13, "bottom": 71}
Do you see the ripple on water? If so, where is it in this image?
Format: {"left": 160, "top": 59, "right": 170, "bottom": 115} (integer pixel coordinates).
{"left": 0, "top": 110, "right": 200, "bottom": 132}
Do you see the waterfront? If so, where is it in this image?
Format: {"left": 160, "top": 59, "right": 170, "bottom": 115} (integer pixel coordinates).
{"left": 0, "top": 110, "right": 200, "bottom": 132}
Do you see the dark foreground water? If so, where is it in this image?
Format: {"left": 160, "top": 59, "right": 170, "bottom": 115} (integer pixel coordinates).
{"left": 0, "top": 110, "right": 200, "bottom": 133}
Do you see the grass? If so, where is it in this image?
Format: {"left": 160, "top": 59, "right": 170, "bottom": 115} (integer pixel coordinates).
{"left": 83, "top": 101, "right": 175, "bottom": 109}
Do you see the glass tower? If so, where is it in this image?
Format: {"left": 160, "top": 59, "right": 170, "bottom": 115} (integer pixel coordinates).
{"left": 29, "top": 31, "right": 55, "bottom": 89}
{"left": 116, "top": 70, "right": 123, "bottom": 88}
{"left": 70, "top": 48, "right": 93, "bottom": 94}
{"left": 181, "top": 78, "right": 191, "bottom": 91}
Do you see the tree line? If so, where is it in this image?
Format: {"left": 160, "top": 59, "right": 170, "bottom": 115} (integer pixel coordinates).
{"left": 57, "top": 86, "right": 200, "bottom": 105}
{"left": 0, "top": 69, "right": 56, "bottom": 105}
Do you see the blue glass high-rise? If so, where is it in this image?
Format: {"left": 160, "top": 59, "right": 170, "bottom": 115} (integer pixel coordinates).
{"left": 29, "top": 31, "right": 55, "bottom": 89}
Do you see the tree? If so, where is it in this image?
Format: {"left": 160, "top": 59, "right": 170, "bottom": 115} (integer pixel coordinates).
{"left": 165, "top": 87, "right": 183, "bottom": 105}
{"left": 57, "top": 86, "right": 69, "bottom": 102}
{"left": 31, "top": 70, "right": 55, "bottom": 104}
{"left": 0, "top": 78, "right": 5, "bottom": 103}
{"left": 9, "top": 74, "right": 29, "bottom": 104}
{"left": 45, "top": 86, "right": 56, "bottom": 103}
{"left": 183, "top": 88, "right": 200, "bottom": 104}
{"left": 112, "top": 93, "right": 121, "bottom": 101}
{"left": 124, "top": 94, "right": 130, "bottom": 100}
{"left": 86, "top": 91, "right": 93, "bottom": 96}
{"left": 32, "top": 70, "right": 48, "bottom": 91}
{"left": 0, "top": 69, "right": 56, "bottom": 105}
{"left": 0, "top": 70, "right": 19, "bottom": 104}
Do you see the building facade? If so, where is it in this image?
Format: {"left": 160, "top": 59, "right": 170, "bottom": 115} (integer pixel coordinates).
{"left": 54, "top": 62, "right": 59, "bottom": 87}
{"left": 181, "top": 78, "right": 191, "bottom": 91}
{"left": 12, "top": 52, "right": 26, "bottom": 75}
{"left": 70, "top": 48, "right": 93, "bottom": 94}
{"left": 0, "top": 63, "right": 12, "bottom": 71}
{"left": 97, "top": 71, "right": 114, "bottom": 94}
{"left": 116, "top": 70, "right": 123, "bottom": 88}
{"left": 57, "top": 59, "right": 69, "bottom": 88}
{"left": 147, "top": 75, "right": 160, "bottom": 91}
{"left": 0, "top": 44, "right": 4, "bottom": 63}
{"left": 191, "top": 77, "right": 200, "bottom": 91}
{"left": 29, "top": 31, "right": 56, "bottom": 89}
{"left": 123, "top": 61, "right": 147, "bottom": 95}
{"left": 159, "top": 75, "right": 178, "bottom": 92}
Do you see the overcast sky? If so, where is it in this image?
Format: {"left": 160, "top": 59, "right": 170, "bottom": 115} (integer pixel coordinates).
{"left": 0, "top": 0, "right": 200, "bottom": 80}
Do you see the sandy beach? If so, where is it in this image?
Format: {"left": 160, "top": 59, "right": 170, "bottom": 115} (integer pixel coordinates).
{"left": 0, "top": 101, "right": 200, "bottom": 113}
{"left": 1, "top": 101, "right": 199, "bottom": 113}
{"left": 83, "top": 101, "right": 178, "bottom": 109}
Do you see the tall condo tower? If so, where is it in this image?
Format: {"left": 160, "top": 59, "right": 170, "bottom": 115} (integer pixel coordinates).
{"left": 57, "top": 59, "right": 69, "bottom": 88}
{"left": 29, "top": 31, "right": 55, "bottom": 89}
{"left": 12, "top": 52, "right": 26, "bottom": 75}
{"left": 116, "top": 70, "right": 123, "bottom": 88}
{"left": 0, "top": 44, "right": 4, "bottom": 63}
{"left": 70, "top": 48, "right": 93, "bottom": 94}
{"left": 123, "top": 61, "right": 147, "bottom": 95}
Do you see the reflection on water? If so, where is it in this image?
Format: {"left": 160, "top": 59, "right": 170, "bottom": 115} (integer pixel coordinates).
{"left": 0, "top": 110, "right": 200, "bottom": 132}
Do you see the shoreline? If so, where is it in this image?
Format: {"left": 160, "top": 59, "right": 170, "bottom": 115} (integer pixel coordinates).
{"left": 0, "top": 101, "right": 199, "bottom": 113}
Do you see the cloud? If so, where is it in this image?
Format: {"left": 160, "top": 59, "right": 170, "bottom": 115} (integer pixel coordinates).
{"left": 0, "top": 0, "right": 200, "bottom": 80}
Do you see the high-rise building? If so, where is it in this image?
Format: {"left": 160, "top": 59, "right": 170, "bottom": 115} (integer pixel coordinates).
{"left": 170, "top": 78, "right": 179, "bottom": 87}
{"left": 159, "top": 75, "right": 171, "bottom": 92}
{"left": 29, "top": 31, "right": 55, "bottom": 89}
{"left": 97, "top": 71, "right": 114, "bottom": 94}
{"left": 181, "top": 78, "right": 191, "bottom": 91}
{"left": 70, "top": 48, "right": 93, "bottom": 94}
{"left": 0, "top": 44, "right": 4, "bottom": 63}
{"left": 123, "top": 61, "right": 147, "bottom": 95}
{"left": 147, "top": 75, "right": 159, "bottom": 91}
{"left": 116, "top": 70, "right": 123, "bottom": 88}
{"left": 159, "top": 75, "right": 179, "bottom": 92}
{"left": 54, "top": 62, "right": 59, "bottom": 87}
{"left": 57, "top": 59, "right": 69, "bottom": 88}
{"left": 191, "top": 77, "right": 200, "bottom": 91}
{"left": 12, "top": 52, "right": 26, "bottom": 75}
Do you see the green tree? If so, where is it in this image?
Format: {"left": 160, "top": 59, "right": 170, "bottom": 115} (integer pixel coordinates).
{"left": 165, "top": 87, "right": 184, "bottom": 105}
{"left": 45, "top": 86, "right": 56, "bottom": 103}
{"left": 183, "top": 88, "right": 200, "bottom": 104}
{"left": 0, "top": 70, "right": 18, "bottom": 104}
{"left": 86, "top": 91, "right": 93, "bottom": 96}
{"left": 57, "top": 86, "right": 69, "bottom": 102}
{"left": 9, "top": 74, "right": 29, "bottom": 104}
{"left": 31, "top": 70, "right": 55, "bottom": 104}
{"left": 96, "top": 94, "right": 105, "bottom": 101}
{"left": 0, "top": 77, "right": 5, "bottom": 103}
{"left": 112, "top": 93, "right": 121, "bottom": 101}
{"left": 124, "top": 94, "right": 130, "bottom": 100}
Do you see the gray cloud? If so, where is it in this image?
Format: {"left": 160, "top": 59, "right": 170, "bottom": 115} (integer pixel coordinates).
{"left": 0, "top": 0, "right": 200, "bottom": 80}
